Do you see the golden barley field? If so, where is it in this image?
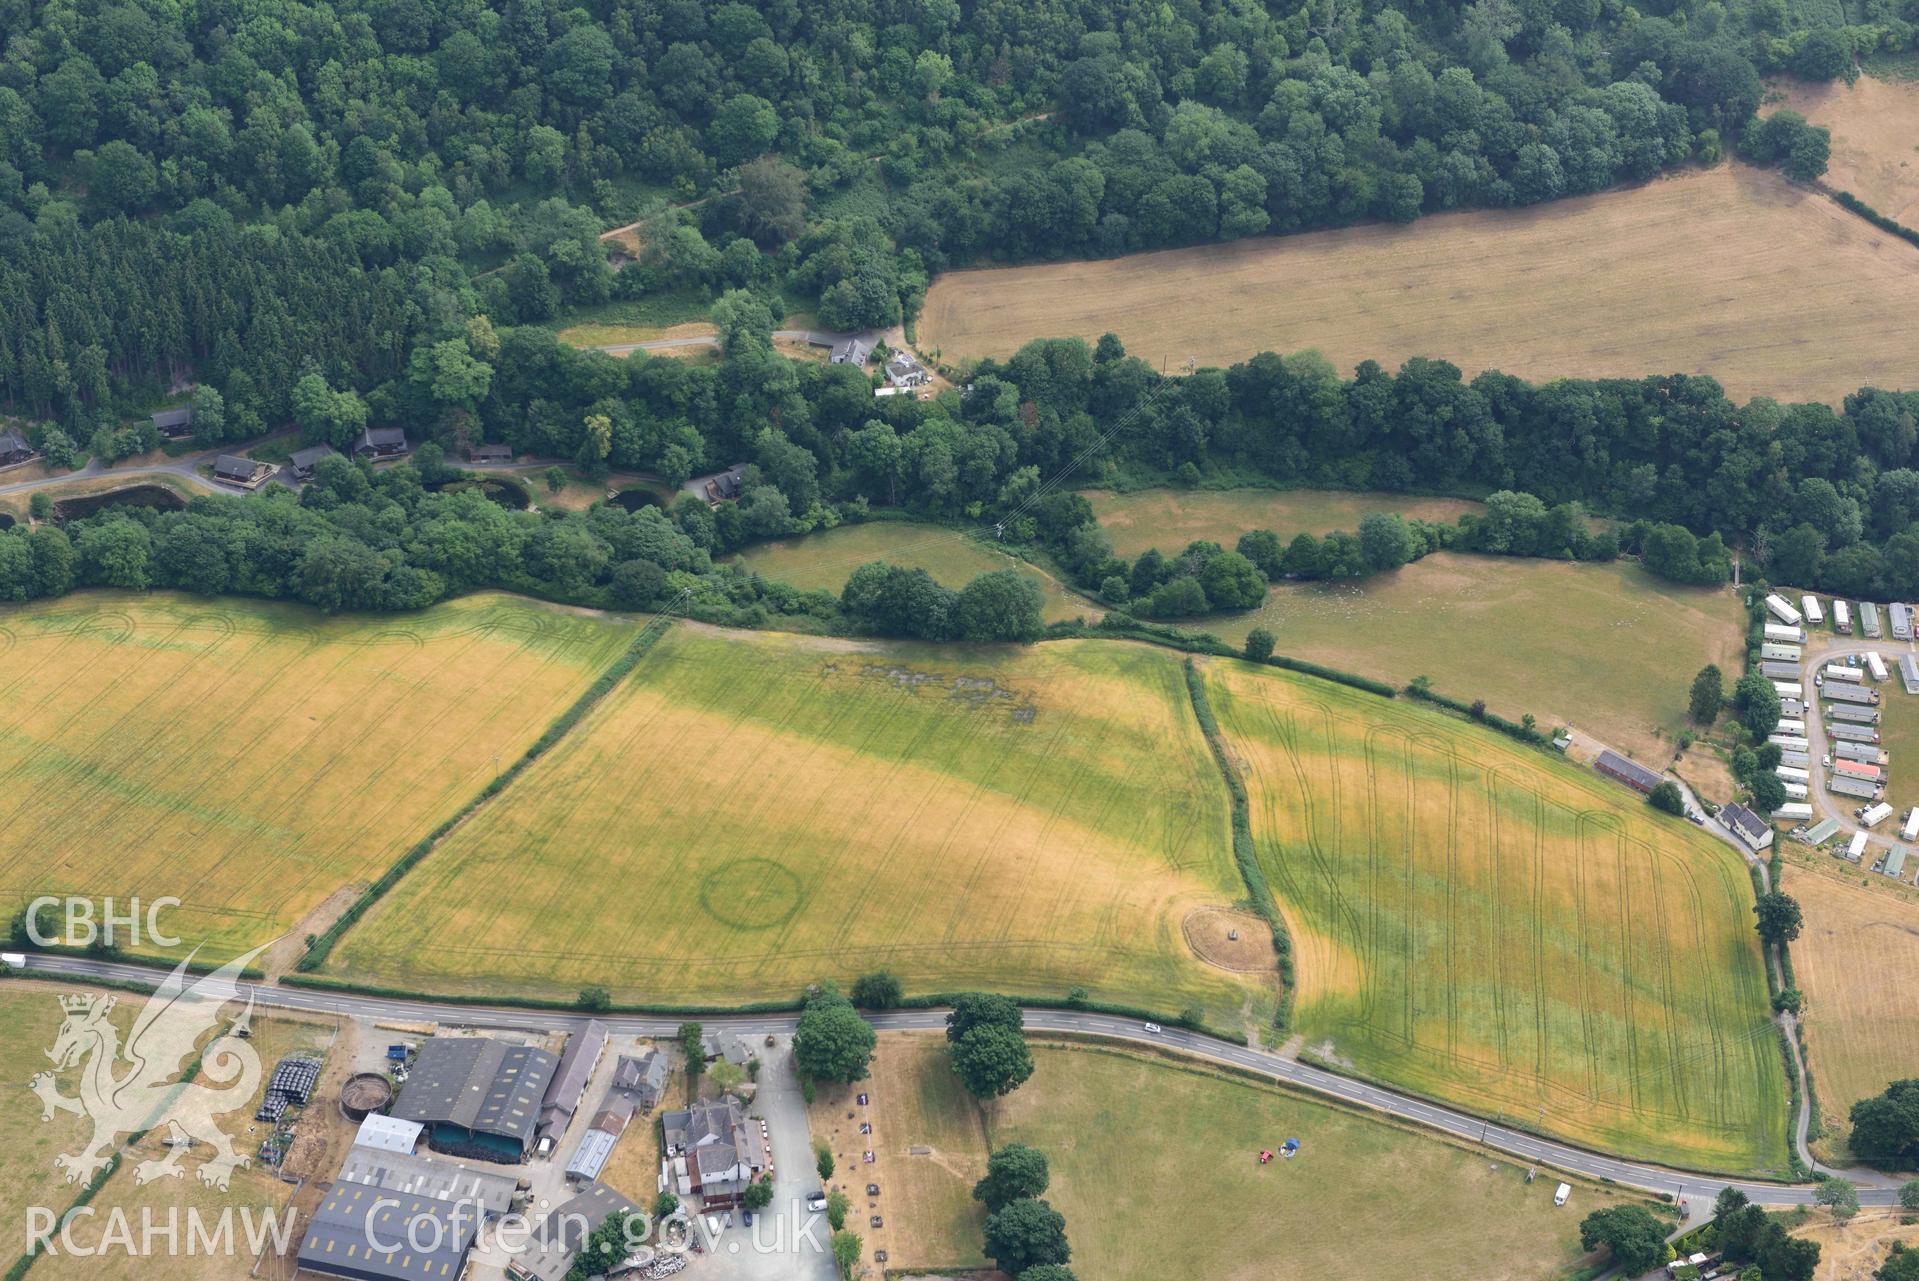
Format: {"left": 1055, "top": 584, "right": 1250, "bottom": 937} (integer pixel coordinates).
{"left": 1202, "top": 658, "right": 1789, "bottom": 1172}
{"left": 0, "top": 592, "right": 634, "bottom": 961}
{"left": 332, "top": 627, "right": 1267, "bottom": 1022}
{"left": 921, "top": 165, "right": 1919, "bottom": 404}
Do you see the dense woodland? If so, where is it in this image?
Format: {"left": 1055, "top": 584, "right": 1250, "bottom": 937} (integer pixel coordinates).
{"left": 0, "top": 0, "right": 1914, "bottom": 619}
{"left": 0, "top": 0, "right": 1896, "bottom": 436}
{"left": 3, "top": 327, "right": 1918, "bottom": 626}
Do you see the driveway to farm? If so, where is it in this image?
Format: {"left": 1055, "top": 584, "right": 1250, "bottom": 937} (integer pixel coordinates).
{"left": 20, "top": 953, "right": 1903, "bottom": 1215}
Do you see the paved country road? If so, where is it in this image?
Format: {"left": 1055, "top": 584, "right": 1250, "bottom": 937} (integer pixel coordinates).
{"left": 20, "top": 954, "right": 1899, "bottom": 1213}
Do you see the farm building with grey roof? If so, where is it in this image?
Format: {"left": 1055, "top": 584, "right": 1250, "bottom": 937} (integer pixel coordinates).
{"left": 391, "top": 1037, "right": 557, "bottom": 1162}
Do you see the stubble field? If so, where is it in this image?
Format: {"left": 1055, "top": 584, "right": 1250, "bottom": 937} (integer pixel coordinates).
{"left": 1781, "top": 863, "right": 1919, "bottom": 1163}
{"left": 921, "top": 165, "right": 1919, "bottom": 404}
{"left": 332, "top": 628, "right": 1265, "bottom": 1021}
{"left": 1773, "top": 74, "right": 1919, "bottom": 225}
{"left": 1202, "top": 659, "right": 1788, "bottom": 1172}
{"left": 0, "top": 592, "right": 634, "bottom": 960}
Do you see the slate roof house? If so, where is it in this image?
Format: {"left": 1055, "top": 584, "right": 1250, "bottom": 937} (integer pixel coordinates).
{"left": 151, "top": 406, "right": 194, "bottom": 438}
{"left": 390, "top": 1037, "right": 559, "bottom": 1162}
{"left": 355, "top": 425, "right": 410, "bottom": 459}
{"left": 1716, "top": 801, "right": 1774, "bottom": 852}
{"left": 885, "top": 350, "right": 930, "bottom": 388}
{"left": 830, "top": 336, "right": 873, "bottom": 366}
{"left": 610, "top": 1051, "right": 669, "bottom": 1112}
{"left": 289, "top": 444, "right": 338, "bottom": 481}
{"left": 213, "top": 454, "right": 267, "bottom": 487}
{"left": 683, "top": 463, "right": 748, "bottom": 507}
{"left": 659, "top": 1096, "right": 767, "bottom": 1207}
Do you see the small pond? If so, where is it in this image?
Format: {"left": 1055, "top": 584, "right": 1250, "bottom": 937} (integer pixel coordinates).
{"left": 609, "top": 488, "right": 663, "bottom": 513}
{"left": 436, "top": 476, "right": 531, "bottom": 510}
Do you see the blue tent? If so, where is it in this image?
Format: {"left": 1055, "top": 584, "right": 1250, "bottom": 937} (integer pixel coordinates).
{"left": 1281, "top": 1138, "right": 1300, "bottom": 1154}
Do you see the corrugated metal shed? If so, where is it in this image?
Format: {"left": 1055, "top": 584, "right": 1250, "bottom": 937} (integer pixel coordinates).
{"left": 354, "top": 1114, "right": 423, "bottom": 1154}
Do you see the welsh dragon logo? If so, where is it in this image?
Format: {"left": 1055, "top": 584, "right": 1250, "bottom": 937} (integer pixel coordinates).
{"left": 30, "top": 944, "right": 271, "bottom": 1191}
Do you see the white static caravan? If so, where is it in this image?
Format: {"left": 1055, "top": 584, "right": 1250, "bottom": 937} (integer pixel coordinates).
{"left": 1775, "top": 718, "right": 1807, "bottom": 735}
{"left": 1861, "top": 801, "right": 1897, "bottom": 828}
{"left": 1773, "top": 802, "right": 1815, "bottom": 820}
{"left": 1768, "top": 734, "right": 1811, "bottom": 751}
{"left": 1825, "top": 663, "right": 1865, "bottom": 683}
{"left": 1782, "top": 781, "right": 1809, "bottom": 800}
{"left": 1862, "top": 601, "right": 1883, "bottom": 638}
{"left": 1802, "top": 594, "right": 1825, "bottom": 625}
{"left": 1775, "top": 765, "right": 1811, "bottom": 782}
{"left": 1834, "top": 600, "right": 1853, "bottom": 634}
{"left": 1761, "top": 643, "right": 1803, "bottom": 663}
{"left": 1904, "top": 808, "right": 1919, "bottom": 841}
{"left": 1773, "top": 682, "right": 1805, "bottom": 700}
{"left": 1849, "top": 831, "right": 1870, "bottom": 861}
{"left": 1765, "top": 622, "right": 1807, "bottom": 644}
{"left": 1865, "top": 651, "right": 1890, "bottom": 682}
{"left": 1767, "top": 595, "right": 1805, "bottom": 627}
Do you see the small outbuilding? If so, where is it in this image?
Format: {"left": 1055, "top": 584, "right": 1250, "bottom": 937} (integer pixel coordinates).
{"left": 353, "top": 1113, "right": 423, "bottom": 1155}
{"left": 469, "top": 443, "right": 514, "bottom": 464}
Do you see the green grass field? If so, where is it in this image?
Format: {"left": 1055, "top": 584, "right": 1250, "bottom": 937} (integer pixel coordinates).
{"left": 732, "top": 521, "right": 1090, "bottom": 623}
{"left": 1194, "top": 553, "right": 1745, "bottom": 761}
{"left": 1875, "top": 685, "right": 1919, "bottom": 809}
{"left": 1202, "top": 658, "right": 1789, "bottom": 1173}
{"left": 332, "top": 629, "right": 1264, "bottom": 1021}
{"left": 1085, "top": 488, "right": 1483, "bottom": 559}
{"left": 0, "top": 592, "right": 635, "bottom": 960}
{"left": 854, "top": 1035, "right": 1649, "bottom": 1281}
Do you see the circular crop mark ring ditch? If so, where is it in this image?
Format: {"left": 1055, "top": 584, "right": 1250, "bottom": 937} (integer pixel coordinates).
{"left": 699, "top": 858, "right": 806, "bottom": 931}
